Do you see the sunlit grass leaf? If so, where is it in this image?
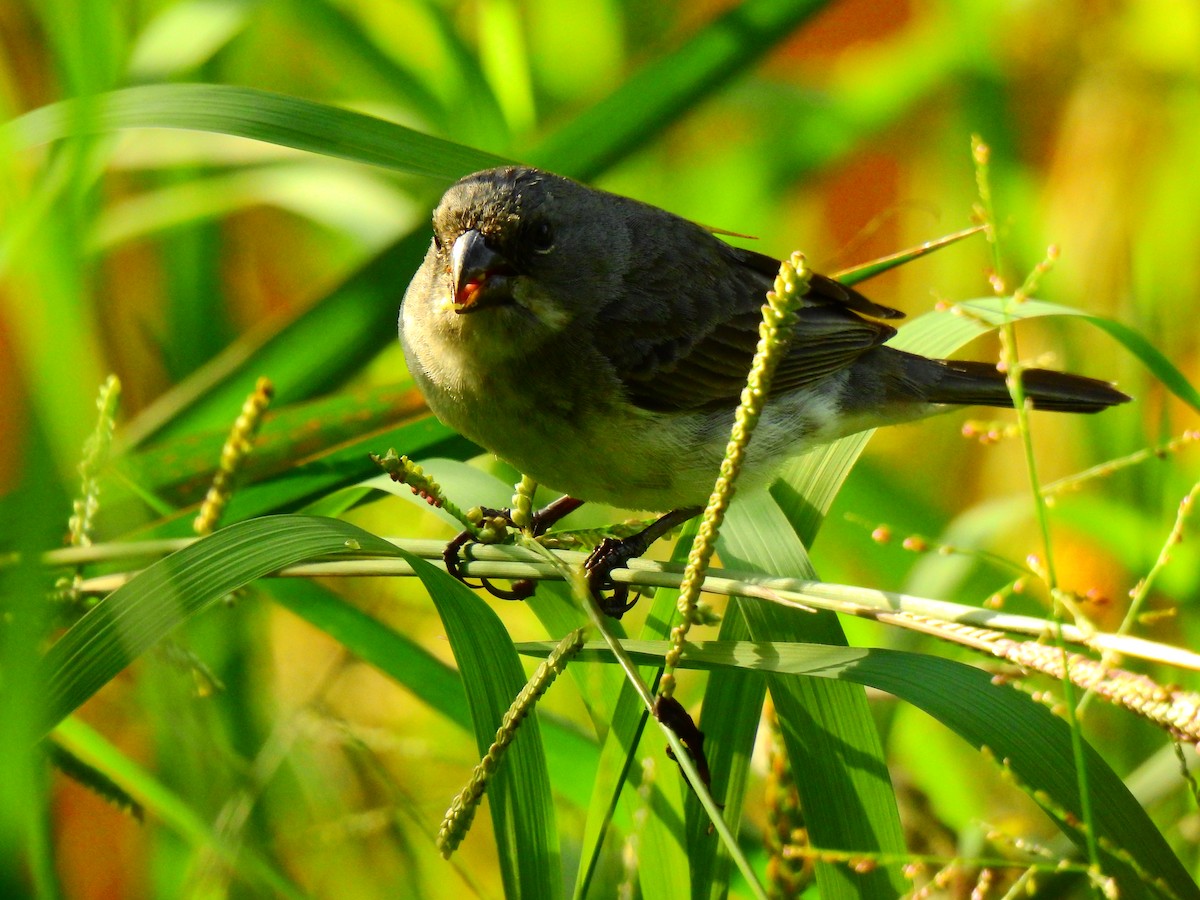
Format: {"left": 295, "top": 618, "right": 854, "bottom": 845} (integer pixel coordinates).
{"left": 536, "top": 639, "right": 1198, "bottom": 900}
{"left": 39, "top": 515, "right": 400, "bottom": 731}
{"left": 266, "top": 577, "right": 600, "bottom": 813}
{"left": 948, "top": 298, "right": 1200, "bottom": 411}
{"left": 9, "top": 83, "right": 508, "bottom": 179}
{"left": 92, "top": 163, "right": 414, "bottom": 253}
{"left": 721, "top": 496, "right": 907, "bottom": 899}
{"left": 528, "top": 0, "right": 832, "bottom": 180}
{"left": 393, "top": 549, "right": 561, "bottom": 900}
{"left": 128, "top": 0, "right": 252, "bottom": 79}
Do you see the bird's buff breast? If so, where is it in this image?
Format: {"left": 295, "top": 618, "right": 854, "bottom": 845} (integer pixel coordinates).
{"left": 401, "top": 301, "right": 853, "bottom": 510}
{"left": 402, "top": 319, "right": 735, "bottom": 510}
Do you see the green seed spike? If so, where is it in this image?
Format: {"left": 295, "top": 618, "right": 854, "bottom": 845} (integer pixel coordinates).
{"left": 57, "top": 375, "right": 121, "bottom": 607}
{"left": 437, "top": 627, "right": 585, "bottom": 857}
{"left": 510, "top": 474, "right": 537, "bottom": 531}
{"left": 47, "top": 742, "right": 143, "bottom": 821}
{"left": 663, "top": 252, "right": 810, "bottom": 694}
{"left": 194, "top": 377, "right": 274, "bottom": 536}
{"left": 371, "top": 449, "right": 479, "bottom": 535}
{"left": 68, "top": 374, "right": 121, "bottom": 549}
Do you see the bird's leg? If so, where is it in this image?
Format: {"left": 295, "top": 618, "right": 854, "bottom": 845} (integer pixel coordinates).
{"left": 584, "top": 505, "right": 703, "bottom": 617}
{"left": 443, "top": 495, "right": 586, "bottom": 601}
{"left": 527, "top": 495, "right": 587, "bottom": 536}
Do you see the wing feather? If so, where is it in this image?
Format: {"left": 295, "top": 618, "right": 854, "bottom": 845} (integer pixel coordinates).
{"left": 614, "top": 242, "right": 901, "bottom": 412}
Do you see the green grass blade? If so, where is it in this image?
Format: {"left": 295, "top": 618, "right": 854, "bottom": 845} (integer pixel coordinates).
{"left": 721, "top": 494, "right": 907, "bottom": 899}
{"left": 266, "top": 577, "right": 599, "bottom": 813}
{"left": 282, "top": 0, "right": 447, "bottom": 128}
{"left": 0, "top": 420, "right": 68, "bottom": 899}
{"left": 158, "top": 416, "right": 470, "bottom": 532}
{"left": 112, "top": 385, "right": 468, "bottom": 526}
{"left": 394, "top": 549, "right": 561, "bottom": 900}
{"left": 743, "top": 297, "right": 1177, "bottom": 896}
{"left": 39, "top": 514, "right": 569, "bottom": 892}
{"left": 528, "top": 0, "right": 833, "bottom": 180}
{"left": 266, "top": 578, "right": 471, "bottom": 731}
{"left": 551, "top": 639, "right": 1198, "bottom": 900}
{"left": 38, "top": 515, "right": 400, "bottom": 731}
{"left": 8, "top": 83, "right": 508, "bottom": 178}
{"left": 405, "top": 462, "right": 690, "bottom": 896}
{"left": 131, "top": 230, "right": 433, "bottom": 445}
{"left": 686, "top": 606, "right": 766, "bottom": 900}
{"left": 573, "top": 542, "right": 693, "bottom": 899}
{"left": 419, "top": 0, "right": 511, "bottom": 148}
{"left": 832, "top": 225, "right": 987, "bottom": 286}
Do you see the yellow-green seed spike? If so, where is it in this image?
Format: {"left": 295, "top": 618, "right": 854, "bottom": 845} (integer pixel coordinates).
{"left": 437, "top": 628, "right": 585, "bottom": 856}
{"left": 510, "top": 475, "right": 537, "bottom": 530}
{"left": 194, "top": 377, "right": 274, "bottom": 535}
{"left": 370, "top": 450, "right": 480, "bottom": 535}
{"left": 663, "top": 253, "right": 810, "bottom": 693}
{"left": 67, "top": 374, "right": 121, "bottom": 549}
{"left": 58, "top": 375, "right": 122, "bottom": 606}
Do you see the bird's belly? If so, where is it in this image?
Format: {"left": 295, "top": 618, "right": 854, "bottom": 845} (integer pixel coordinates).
{"left": 423, "top": 381, "right": 823, "bottom": 511}
{"left": 406, "top": 325, "right": 855, "bottom": 511}
{"left": 436, "top": 384, "right": 715, "bottom": 510}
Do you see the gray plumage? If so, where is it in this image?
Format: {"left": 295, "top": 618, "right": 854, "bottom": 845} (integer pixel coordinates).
{"left": 400, "top": 166, "right": 1129, "bottom": 511}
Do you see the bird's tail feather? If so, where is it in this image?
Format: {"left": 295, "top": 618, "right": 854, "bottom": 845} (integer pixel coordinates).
{"left": 919, "top": 359, "right": 1130, "bottom": 413}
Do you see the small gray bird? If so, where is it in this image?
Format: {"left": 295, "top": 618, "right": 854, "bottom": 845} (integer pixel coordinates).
{"left": 400, "top": 166, "right": 1128, "bottom": 606}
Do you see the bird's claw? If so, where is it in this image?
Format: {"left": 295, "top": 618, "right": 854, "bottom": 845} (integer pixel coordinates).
{"left": 441, "top": 497, "right": 687, "bottom": 618}
{"left": 443, "top": 507, "right": 535, "bottom": 602}
{"left": 584, "top": 537, "right": 641, "bottom": 618}
{"left": 442, "top": 527, "right": 480, "bottom": 586}
{"left": 442, "top": 498, "right": 585, "bottom": 603}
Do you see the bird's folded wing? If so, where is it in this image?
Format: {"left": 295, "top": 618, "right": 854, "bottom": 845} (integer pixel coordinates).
{"left": 621, "top": 304, "right": 897, "bottom": 411}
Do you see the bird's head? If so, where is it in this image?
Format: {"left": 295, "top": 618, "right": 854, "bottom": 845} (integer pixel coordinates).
{"left": 425, "top": 166, "right": 631, "bottom": 333}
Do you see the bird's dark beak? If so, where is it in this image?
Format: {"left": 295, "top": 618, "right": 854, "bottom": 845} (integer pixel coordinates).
{"left": 450, "top": 229, "right": 516, "bottom": 313}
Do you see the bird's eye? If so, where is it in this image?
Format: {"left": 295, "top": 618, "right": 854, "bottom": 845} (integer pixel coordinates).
{"left": 432, "top": 232, "right": 444, "bottom": 253}
{"left": 530, "top": 220, "right": 554, "bottom": 253}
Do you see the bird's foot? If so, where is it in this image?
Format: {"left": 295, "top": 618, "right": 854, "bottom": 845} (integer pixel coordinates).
{"left": 583, "top": 537, "right": 643, "bottom": 617}
{"left": 442, "top": 496, "right": 585, "bottom": 603}
{"left": 442, "top": 508, "right": 536, "bottom": 601}
{"left": 582, "top": 506, "right": 703, "bottom": 618}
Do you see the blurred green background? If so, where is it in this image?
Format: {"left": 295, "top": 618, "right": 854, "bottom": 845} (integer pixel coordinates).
{"left": 2, "top": 0, "right": 1199, "bottom": 897}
